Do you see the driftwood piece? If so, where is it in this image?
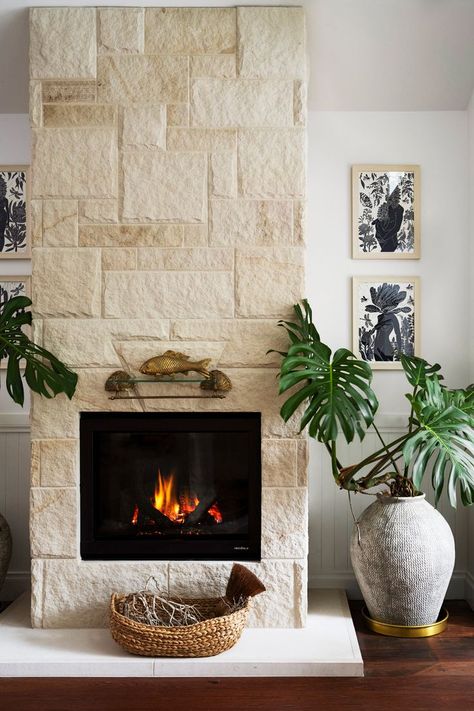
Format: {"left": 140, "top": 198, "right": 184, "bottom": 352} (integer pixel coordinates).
{"left": 119, "top": 588, "right": 206, "bottom": 628}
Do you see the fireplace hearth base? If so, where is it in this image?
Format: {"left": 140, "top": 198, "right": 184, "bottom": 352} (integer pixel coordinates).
{"left": 1, "top": 591, "right": 363, "bottom": 677}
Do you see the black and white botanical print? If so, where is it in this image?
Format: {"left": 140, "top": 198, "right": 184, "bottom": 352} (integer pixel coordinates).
{"left": 0, "top": 169, "right": 28, "bottom": 255}
{"left": 0, "top": 279, "right": 29, "bottom": 308}
{"left": 353, "top": 166, "right": 419, "bottom": 258}
{"left": 0, "top": 277, "right": 30, "bottom": 369}
{"left": 354, "top": 278, "right": 418, "bottom": 368}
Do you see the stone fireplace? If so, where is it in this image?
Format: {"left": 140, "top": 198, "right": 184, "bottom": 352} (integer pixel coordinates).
{"left": 29, "top": 6, "right": 307, "bottom": 628}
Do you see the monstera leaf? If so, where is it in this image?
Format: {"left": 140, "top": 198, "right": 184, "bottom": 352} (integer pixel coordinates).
{"left": 403, "top": 377, "right": 474, "bottom": 507}
{"left": 448, "top": 385, "right": 474, "bottom": 417}
{"left": 276, "top": 303, "right": 378, "bottom": 444}
{"left": 0, "top": 296, "right": 77, "bottom": 406}
{"left": 401, "top": 354, "right": 443, "bottom": 389}
{"left": 270, "top": 299, "right": 321, "bottom": 356}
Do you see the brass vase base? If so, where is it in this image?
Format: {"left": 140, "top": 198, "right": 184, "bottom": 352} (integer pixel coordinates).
{"left": 361, "top": 606, "right": 449, "bottom": 638}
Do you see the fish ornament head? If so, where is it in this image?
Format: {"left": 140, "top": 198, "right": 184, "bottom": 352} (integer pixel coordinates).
{"left": 139, "top": 359, "right": 154, "bottom": 375}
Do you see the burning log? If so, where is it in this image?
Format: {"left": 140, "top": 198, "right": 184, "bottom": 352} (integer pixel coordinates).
{"left": 134, "top": 492, "right": 177, "bottom": 529}
{"left": 182, "top": 490, "right": 218, "bottom": 526}
{"left": 129, "top": 468, "right": 223, "bottom": 530}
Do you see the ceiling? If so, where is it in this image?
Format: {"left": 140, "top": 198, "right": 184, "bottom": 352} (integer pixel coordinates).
{"left": 0, "top": 0, "right": 473, "bottom": 113}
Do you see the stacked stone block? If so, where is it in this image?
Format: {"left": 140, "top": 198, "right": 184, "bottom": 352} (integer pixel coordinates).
{"left": 29, "top": 6, "right": 307, "bottom": 628}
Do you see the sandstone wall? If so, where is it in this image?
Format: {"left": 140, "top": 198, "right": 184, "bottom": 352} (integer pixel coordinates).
{"left": 29, "top": 6, "right": 307, "bottom": 628}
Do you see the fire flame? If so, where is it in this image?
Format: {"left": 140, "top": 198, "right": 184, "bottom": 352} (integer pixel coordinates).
{"left": 131, "top": 469, "right": 222, "bottom": 526}
{"left": 152, "top": 468, "right": 189, "bottom": 522}
{"left": 207, "top": 503, "right": 223, "bottom": 524}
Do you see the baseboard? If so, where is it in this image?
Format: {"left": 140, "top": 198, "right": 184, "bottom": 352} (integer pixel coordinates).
{"left": 1, "top": 572, "right": 30, "bottom": 601}
{"left": 443, "top": 572, "right": 467, "bottom": 599}
{"left": 466, "top": 572, "right": 474, "bottom": 611}
{"left": 309, "top": 571, "right": 468, "bottom": 600}
{"left": 308, "top": 573, "right": 362, "bottom": 599}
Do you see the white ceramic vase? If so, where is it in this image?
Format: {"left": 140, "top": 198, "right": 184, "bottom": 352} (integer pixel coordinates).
{"left": 0, "top": 512, "right": 12, "bottom": 594}
{"left": 350, "top": 494, "right": 455, "bottom": 626}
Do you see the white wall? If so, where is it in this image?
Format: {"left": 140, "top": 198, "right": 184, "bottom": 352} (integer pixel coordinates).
{"left": 2, "top": 1, "right": 474, "bottom": 114}
{"left": 0, "top": 114, "right": 31, "bottom": 599}
{"left": 306, "top": 110, "right": 472, "bottom": 596}
{"left": 0, "top": 114, "right": 31, "bottom": 416}
{"left": 468, "top": 92, "right": 474, "bottom": 607}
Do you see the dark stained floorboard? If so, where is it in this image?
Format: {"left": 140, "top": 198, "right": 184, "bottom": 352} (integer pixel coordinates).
{"left": 0, "top": 600, "right": 472, "bottom": 711}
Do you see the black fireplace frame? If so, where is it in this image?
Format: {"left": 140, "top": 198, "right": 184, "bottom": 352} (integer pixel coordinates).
{"left": 80, "top": 411, "right": 261, "bottom": 561}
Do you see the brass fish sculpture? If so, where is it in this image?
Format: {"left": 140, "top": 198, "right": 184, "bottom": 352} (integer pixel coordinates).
{"left": 139, "top": 350, "right": 211, "bottom": 378}
{"left": 200, "top": 369, "right": 232, "bottom": 393}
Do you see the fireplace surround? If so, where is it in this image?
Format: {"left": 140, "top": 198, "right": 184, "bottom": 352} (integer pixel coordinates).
{"left": 29, "top": 5, "right": 307, "bottom": 629}
{"left": 80, "top": 412, "right": 261, "bottom": 561}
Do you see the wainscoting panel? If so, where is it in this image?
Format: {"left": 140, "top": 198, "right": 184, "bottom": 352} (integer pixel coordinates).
{"left": 309, "top": 424, "right": 470, "bottom": 599}
{"left": 0, "top": 425, "right": 30, "bottom": 599}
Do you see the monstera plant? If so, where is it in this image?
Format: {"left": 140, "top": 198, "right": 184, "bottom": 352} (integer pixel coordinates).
{"left": 273, "top": 299, "right": 474, "bottom": 630}
{"left": 0, "top": 295, "right": 77, "bottom": 405}
{"left": 275, "top": 299, "right": 474, "bottom": 505}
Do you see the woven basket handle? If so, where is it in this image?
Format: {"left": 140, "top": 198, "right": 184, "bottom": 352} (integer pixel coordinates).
{"left": 225, "top": 563, "right": 266, "bottom": 601}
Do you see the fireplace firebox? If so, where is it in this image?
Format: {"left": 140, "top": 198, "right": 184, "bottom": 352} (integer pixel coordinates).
{"left": 80, "top": 412, "right": 261, "bottom": 561}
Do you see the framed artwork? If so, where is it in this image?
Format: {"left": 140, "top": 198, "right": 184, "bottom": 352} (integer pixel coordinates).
{"left": 0, "top": 165, "right": 31, "bottom": 259}
{"left": 352, "top": 165, "right": 420, "bottom": 259}
{"left": 0, "top": 276, "right": 31, "bottom": 369}
{"left": 352, "top": 276, "right": 420, "bottom": 370}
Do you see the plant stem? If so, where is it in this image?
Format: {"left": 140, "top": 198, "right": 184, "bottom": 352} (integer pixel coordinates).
{"left": 408, "top": 386, "right": 418, "bottom": 434}
{"left": 357, "top": 449, "right": 404, "bottom": 486}
{"left": 330, "top": 441, "right": 339, "bottom": 481}
{"left": 325, "top": 441, "right": 342, "bottom": 471}
{"left": 356, "top": 471, "right": 394, "bottom": 491}
{"left": 371, "top": 421, "right": 402, "bottom": 477}
{"left": 404, "top": 384, "right": 419, "bottom": 477}
{"left": 340, "top": 431, "right": 412, "bottom": 483}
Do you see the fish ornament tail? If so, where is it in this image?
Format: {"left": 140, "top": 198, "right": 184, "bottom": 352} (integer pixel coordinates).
{"left": 198, "top": 358, "right": 212, "bottom": 377}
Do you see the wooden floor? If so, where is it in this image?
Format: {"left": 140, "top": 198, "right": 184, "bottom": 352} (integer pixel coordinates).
{"left": 0, "top": 601, "right": 472, "bottom": 711}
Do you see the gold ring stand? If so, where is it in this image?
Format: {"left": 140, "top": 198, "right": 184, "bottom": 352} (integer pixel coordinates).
{"left": 362, "top": 606, "right": 449, "bottom": 638}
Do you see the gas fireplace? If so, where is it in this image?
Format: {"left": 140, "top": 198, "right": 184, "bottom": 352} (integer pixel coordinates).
{"left": 80, "top": 412, "right": 261, "bottom": 561}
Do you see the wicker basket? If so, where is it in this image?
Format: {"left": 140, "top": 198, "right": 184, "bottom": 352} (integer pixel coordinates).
{"left": 110, "top": 593, "right": 251, "bottom": 657}
{"left": 109, "top": 564, "right": 265, "bottom": 658}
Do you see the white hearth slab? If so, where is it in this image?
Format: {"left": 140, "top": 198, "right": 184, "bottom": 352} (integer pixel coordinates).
{"left": 0, "top": 590, "right": 363, "bottom": 677}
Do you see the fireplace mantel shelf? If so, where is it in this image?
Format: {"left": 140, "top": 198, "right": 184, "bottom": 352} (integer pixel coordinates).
{"left": 106, "top": 376, "right": 228, "bottom": 400}
{"left": 0, "top": 590, "right": 363, "bottom": 678}
{"left": 108, "top": 394, "right": 227, "bottom": 400}
{"left": 110, "top": 377, "right": 210, "bottom": 383}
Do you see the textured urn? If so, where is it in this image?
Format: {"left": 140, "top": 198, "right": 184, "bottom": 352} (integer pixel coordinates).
{"left": 350, "top": 494, "right": 455, "bottom": 626}
{"left": 0, "top": 512, "right": 12, "bottom": 593}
